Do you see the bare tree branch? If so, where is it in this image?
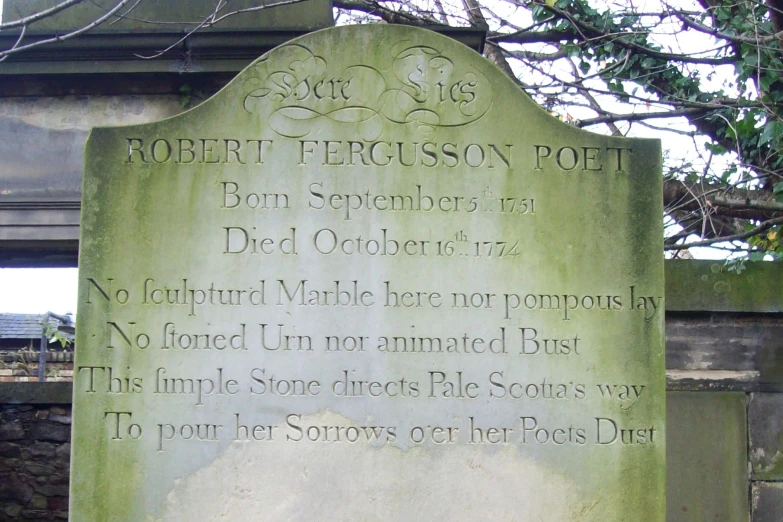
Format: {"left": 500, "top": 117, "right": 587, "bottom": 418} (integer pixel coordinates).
{"left": 0, "top": 0, "right": 85, "bottom": 30}
{"left": 0, "top": 0, "right": 135, "bottom": 60}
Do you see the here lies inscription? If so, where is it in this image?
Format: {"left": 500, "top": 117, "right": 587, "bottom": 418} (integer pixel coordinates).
{"left": 71, "top": 25, "right": 665, "bottom": 522}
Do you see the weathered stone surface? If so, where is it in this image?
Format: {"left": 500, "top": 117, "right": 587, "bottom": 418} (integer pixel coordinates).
{"left": 0, "top": 96, "right": 186, "bottom": 249}
{"left": 29, "top": 423, "right": 69, "bottom": 443}
{"left": 665, "top": 315, "right": 783, "bottom": 392}
{"left": 32, "top": 486, "right": 69, "bottom": 498}
{"left": 666, "top": 392, "right": 749, "bottom": 521}
{"left": 0, "top": 423, "right": 24, "bottom": 441}
{"left": 27, "top": 443, "right": 55, "bottom": 459}
{"left": 0, "top": 383, "right": 72, "bottom": 405}
{"left": 0, "top": 458, "right": 20, "bottom": 472}
{"left": 0, "top": 476, "right": 32, "bottom": 504}
{"left": 4, "top": 0, "right": 334, "bottom": 32}
{"left": 53, "top": 443, "right": 69, "bottom": 460}
{"left": 29, "top": 495, "right": 47, "bottom": 511}
{"left": 753, "top": 482, "right": 783, "bottom": 522}
{"left": 0, "top": 404, "right": 71, "bottom": 521}
{"left": 0, "top": 443, "right": 21, "bottom": 459}
{"left": 47, "top": 414, "right": 70, "bottom": 425}
{"left": 750, "top": 393, "right": 783, "bottom": 480}
{"left": 72, "top": 25, "right": 664, "bottom": 521}
{"left": 666, "top": 260, "right": 783, "bottom": 313}
{"left": 23, "top": 464, "right": 55, "bottom": 477}
{"left": 3, "top": 504, "right": 23, "bottom": 517}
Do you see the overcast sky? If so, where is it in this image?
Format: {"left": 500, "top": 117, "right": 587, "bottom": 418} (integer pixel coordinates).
{"left": 0, "top": 268, "right": 78, "bottom": 314}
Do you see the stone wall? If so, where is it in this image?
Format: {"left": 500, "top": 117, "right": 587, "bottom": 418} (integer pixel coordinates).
{"left": 0, "top": 383, "right": 71, "bottom": 521}
{"left": 664, "top": 261, "right": 783, "bottom": 522}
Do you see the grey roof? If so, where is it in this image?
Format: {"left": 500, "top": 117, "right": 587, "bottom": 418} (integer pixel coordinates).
{"left": 0, "top": 313, "right": 74, "bottom": 340}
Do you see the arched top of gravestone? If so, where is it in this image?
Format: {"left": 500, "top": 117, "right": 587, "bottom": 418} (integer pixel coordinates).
{"left": 91, "top": 24, "right": 655, "bottom": 153}
{"left": 74, "top": 22, "right": 664, "bottom": 522}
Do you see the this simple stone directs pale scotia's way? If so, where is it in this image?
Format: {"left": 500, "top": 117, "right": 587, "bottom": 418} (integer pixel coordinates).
{"left": 71, "top": 25, "right": 665, "bottom": 521}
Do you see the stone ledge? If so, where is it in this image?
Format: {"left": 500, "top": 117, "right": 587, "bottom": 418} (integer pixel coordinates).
{"left": 0, "top": 382, "right": 72, "bottom": 404}
{"left": 0, "top": 27, "right": 486, "bottom": 80}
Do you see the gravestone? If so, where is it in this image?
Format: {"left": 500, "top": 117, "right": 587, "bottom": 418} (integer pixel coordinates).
{"left": 71, "top": 25, "right": 665, "bottom": 521}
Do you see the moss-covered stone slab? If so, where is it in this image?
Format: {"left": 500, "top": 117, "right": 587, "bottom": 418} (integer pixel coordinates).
{"left": 750, "top": 393, "right": 783, "bottom": 480}
{"left": 666, "top": 391, "right": 749, "bottom": 521}
{"left": 665, "top": 260, "right": 783, "bottom": 313}
{"left": 72, "top": 25, "right": 664, "bottom": 521}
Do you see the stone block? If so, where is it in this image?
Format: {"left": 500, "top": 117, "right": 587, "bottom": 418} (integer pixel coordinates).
{"left": 24, "top": 463, "right": 56, "bottom": 476}
{"left": 3, "top": 504, "right": 23, "bottom": 517}
{"left": 749, "top": 393, "right": 783, "bottom": 480}
{"left": 0, "top": 475, "right": 33, "bottom": 504}
{"left": 54, "top": 443, "right": 70, "bottom": 460}
{"left": 0, "top": 382, "right": 72, "bottom": 405}
{"left": 753, "top": 483, "right": 783, "bottom": 522}
{"left": 48, "top": 414, "right": 71, "bottom": 424}
{"left": 28, "top": 442, "right": 56, "bottom": 458}
{"left": 29, "top": 422, "right": 69, "bottom": 442}
{"left": 0, "top": 422, "right": 24, "bottom": 440}
{"left": 667, "top": 391, "right": 749, "bottom": 521}
{"left": 33, "top": 485, "right": 69, "bottom": 498}
{"left": 0, "top": 442, "right": 21, "bottom": 458}
{"left": 0, "top": 458, "right": 20, "bottom": 472}
{"left": 30, "top": 494, "right": 48, "bottom": 510}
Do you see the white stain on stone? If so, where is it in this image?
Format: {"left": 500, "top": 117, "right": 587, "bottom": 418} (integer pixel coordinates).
{"left": 0, "top": 96, "right": 183, "bottom": 131}
{"left": 150, "top": 410, "right": 601, "bottom": 522}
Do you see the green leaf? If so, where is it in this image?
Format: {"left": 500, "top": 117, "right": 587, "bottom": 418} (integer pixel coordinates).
{"left": 774, "top": 182, "right": 783, "bottom": 203}
{"left": 704, "top": 142, "right": 727, "bottom": 155}
{"left": 641, "top": 57, "right": 656, "bottom": 68}
{"left": 759, "top": 120, "right": 783, "bottom": 147}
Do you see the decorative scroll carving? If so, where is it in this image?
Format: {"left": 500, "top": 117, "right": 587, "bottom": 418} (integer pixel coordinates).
{"left": 242, "top": 43, "right": 492, "bottom": 139}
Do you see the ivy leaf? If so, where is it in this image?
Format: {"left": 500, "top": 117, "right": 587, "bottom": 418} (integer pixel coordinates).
{"left": 759, "top": 120, "right": 783, "bottom": 147}
{"left": 704, "top": 142, "right": 727, "bottom": 155}
{"left": 774, "top": 182, "right": 783, "bottom": 204}
{"left": 641, "top": 57, "right": 656, "bottom": 68}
